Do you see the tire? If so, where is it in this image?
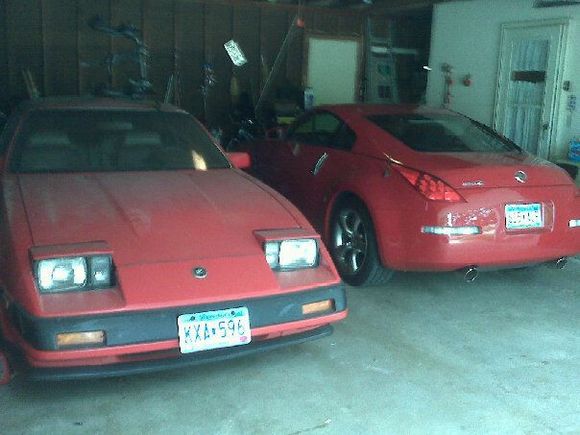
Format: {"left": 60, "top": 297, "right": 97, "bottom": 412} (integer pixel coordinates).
{"left": 0, "top": 328, "right": 11, "bottom": 385}
{"left": 329, "top": 200, "right": 394, "bottom": 286}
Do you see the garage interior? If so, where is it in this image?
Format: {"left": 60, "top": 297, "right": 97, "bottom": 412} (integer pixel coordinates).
{"left": 1, "top": 0, "right": 579, "bottom": 433}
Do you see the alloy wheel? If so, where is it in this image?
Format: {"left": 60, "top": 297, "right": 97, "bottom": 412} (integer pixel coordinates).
{"left": 332, "top": 207, "right": 368, "bottom": 276}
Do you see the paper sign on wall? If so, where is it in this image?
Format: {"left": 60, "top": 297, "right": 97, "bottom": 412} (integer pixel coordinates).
{"left": 224, "top": 40, "right": 248, "bottom": 67}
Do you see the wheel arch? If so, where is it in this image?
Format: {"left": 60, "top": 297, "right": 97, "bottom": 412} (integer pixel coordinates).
{"left": 324, "top": 188, "right": 396, "bottom": 270}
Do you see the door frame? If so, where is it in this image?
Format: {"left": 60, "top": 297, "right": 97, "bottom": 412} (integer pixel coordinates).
{"left": 493, "top": 18, "right": 570, "bottom": 159}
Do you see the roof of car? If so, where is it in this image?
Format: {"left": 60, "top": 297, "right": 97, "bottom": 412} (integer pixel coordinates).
{"left": 17, "top": 96, "right": 186, "bottom": 113}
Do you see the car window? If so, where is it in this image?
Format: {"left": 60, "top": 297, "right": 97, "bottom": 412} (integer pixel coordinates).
{"left": 288, "top": 112, "right": 342, "bottom": 147}
{"left": 367, "top": 113, "right": 519, "bottom": 153}
{"left": 10, "top": 110, "right": 230, "bottom": 173}
{"left": 332, "top": 123, "right": 356, "bottom": 151}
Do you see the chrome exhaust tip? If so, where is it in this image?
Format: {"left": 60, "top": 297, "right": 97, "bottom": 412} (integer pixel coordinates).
{"left": 463, "top": 266, "right": 479, "bottom": 283}
{"left": 553, "top": 257, "right": 567, "bottom": 270}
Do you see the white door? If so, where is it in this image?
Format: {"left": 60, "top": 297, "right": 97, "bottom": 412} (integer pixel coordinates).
{"left": 494, "top": 21, "right": 568, "bottom": 159}
{"left": 305, "top": 36, "right": 361, "bottom": 105}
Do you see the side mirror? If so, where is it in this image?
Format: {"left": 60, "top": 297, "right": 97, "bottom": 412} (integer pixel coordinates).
{"left": 265, "top": 126, "right": 287, "bottom": 140}
{"left": 227, "top": 152, "right": 251, "bottom": 170}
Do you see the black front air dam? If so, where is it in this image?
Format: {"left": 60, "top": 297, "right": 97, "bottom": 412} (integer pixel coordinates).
{"left": 23, "top": 325, "right": 333, "bottom": 381}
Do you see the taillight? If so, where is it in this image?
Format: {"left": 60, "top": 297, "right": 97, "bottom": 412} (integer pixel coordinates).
{"left": 392, "top": 164, "right": 464, "bottom": 202}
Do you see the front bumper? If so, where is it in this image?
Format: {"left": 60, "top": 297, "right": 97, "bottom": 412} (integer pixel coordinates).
{"left": 14, "top": 325, "right": 333, "bottom": 381}
{"left": 4, "top": 284, "right": 346, "bottom": 379}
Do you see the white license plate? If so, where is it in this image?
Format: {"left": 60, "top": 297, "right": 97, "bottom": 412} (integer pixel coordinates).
{"left": 177, "top": 307, "right": 251, "bottom": 354}
{"left": 505, "top": 203, "right": 543, "bottom": 230}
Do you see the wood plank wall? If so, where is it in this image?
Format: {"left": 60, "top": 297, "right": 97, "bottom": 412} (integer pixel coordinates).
{"left": 0, "top": 0, "right": 364, "bottom": 125}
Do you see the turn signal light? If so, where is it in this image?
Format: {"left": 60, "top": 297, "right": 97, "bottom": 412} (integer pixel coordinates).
{"left": 302, "top": 299, "right": 334, "bottom": 316}
{"left": 56, "top": 331, "right": 106, "bottom": 348}
{"left": 392, "top": 164, "right": 464, "bottom": 202}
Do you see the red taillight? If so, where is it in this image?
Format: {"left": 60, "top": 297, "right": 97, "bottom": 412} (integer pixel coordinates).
{"left": 392, "top": 164, "right": 464, "bottom": 202}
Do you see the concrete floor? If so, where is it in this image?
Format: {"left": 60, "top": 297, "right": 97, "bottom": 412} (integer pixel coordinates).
{"left": 1, "top": 259, "right": 579, "bottom": 434}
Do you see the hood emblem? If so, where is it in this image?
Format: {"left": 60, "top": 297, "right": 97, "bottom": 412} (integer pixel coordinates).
{"left": 514, "top": 170, "right": 527, "bottom": 184}
{"left": 193, "top": 267, "right": 207, "bottom": 279}
{"left": 462, "top": 180, "right": 485, "bottom": 187}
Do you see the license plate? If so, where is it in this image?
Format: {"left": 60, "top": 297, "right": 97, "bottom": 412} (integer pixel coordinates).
{"left": 505, "top": 203, "right": 543, "bottom": 230}
{"left": 177, "top": 307, "right": 251, "bottom": 354}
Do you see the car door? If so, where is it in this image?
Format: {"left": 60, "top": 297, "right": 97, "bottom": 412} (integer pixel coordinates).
{"left": 284, "top": 111, "right": 357, "bottom": 231}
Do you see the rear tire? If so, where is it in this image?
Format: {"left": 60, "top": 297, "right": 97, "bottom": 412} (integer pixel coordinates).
{"left": 0, "top": 323, "right": 13, "bottom": 385}
{"left": 0, "top": 350, "right": 10, "bottom": 385}
{"left": 329, "top": 200, "right": 394, "bottom": 286}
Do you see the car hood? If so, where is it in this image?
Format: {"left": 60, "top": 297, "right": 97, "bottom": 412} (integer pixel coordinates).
{"left": 18, "top": 170, "right": 299, "bottom": 266}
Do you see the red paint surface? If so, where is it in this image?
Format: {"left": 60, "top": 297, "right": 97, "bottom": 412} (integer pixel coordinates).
{"left": 247, "top": 104, "right": 580, "bottom": 272}
{"left": 0, "top": 98, "right": 345, "bottom": 373}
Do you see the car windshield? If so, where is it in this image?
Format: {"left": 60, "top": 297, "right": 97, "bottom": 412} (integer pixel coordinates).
{"left": 10, "top": 110, "right": 230, "bottom": 173}
{"left": 367, "top": 113, "right": 520, "bottom": 153}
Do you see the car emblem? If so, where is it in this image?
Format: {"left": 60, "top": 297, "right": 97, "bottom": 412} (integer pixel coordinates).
{"left": 514, "top": 170, "right": 527, "bottom": 184}
{"left": 461, "top": 180, "right": 485, "bottom": 187}
{"left": 193, "top": 267, "right": 207, "bottom": 279}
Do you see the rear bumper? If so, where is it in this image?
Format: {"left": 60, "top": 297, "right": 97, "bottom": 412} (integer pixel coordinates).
{"left": 388, "top": 228, "right": 580, "bottom": 271}
{"left": 13, "top": 325, "right": 333, "bottom": 381}
{"left": 2, "top": 284, "right": 346, "bottom": 379}
{"left": 374, "top": 188, "right": 580, "bottom": 271}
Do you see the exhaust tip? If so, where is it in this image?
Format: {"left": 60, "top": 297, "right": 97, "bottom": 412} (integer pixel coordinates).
{"left": 463, "top": 266, "right": 479, "bottom": 283}
{"left": 554, "top": 257, "right": 567, "bottom": 270}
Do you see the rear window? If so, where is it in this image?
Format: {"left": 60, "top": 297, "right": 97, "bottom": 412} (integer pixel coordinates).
{"left": 10, "top": 110, "right": 230, "bottom": 173}
{"left": 367, "top": 114, "right": 519, "bottom": 153}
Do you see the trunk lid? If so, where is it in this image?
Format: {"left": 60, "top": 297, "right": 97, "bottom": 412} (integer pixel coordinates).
{"left": 406, "top": 152, "right": 572, "bottom": 189}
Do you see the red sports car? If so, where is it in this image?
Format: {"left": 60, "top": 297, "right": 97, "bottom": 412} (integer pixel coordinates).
{"left": 246, "top": 105, "right": 580, "bottom": 286}
{"left": 0, "top": 97, "right": 347, "bottom": 383}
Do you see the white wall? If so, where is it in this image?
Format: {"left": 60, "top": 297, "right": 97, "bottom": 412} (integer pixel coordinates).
{"left": 426, "top": 0, "right": 580, "bottom": 160}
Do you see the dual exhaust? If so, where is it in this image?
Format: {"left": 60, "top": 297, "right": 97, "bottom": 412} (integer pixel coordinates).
{"left": 459, "top": 257, "right": 568, "bottom": 283}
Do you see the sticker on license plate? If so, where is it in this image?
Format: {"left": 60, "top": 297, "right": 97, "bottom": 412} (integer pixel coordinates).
{"left": 505, "top": 203, "right": 544, "bottom": 230}
{"left": 177, "top": 307, "right": 251, "bottom": 354}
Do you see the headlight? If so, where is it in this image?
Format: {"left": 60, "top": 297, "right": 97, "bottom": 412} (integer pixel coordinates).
{"left": 35, "top": 255, "right": 114, "bottom": 293}
{"left": 264, "top": 239, "right": 318, "bottom": 270}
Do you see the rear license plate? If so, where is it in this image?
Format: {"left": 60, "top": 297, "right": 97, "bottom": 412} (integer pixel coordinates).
{"left": 177, "top": 307, "right": 251, "bottom": 354}
{"left": 505, "top": 203, "right": 543, "bottom": 230}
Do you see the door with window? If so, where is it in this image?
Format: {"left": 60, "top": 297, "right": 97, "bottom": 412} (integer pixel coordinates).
{"left": 284, "top": 111, "right": 357, "bottom": 231}
{"left": 494, "top": 20, "right": 568, "bottom": 159}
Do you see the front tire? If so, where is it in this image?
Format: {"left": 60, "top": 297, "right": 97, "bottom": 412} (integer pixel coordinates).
{"left": 329, "top": 201, "right": 394, "bottom": 286}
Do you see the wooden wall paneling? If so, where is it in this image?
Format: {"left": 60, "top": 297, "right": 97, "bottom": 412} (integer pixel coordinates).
{"left": 204, "top": 3, "right": 232, "bottom": 126}
{"left": 337, "top": 13, "right": 363, "bottom": 36}
{"left": 6, "top": 0, "right": 44, "bottom": 101}
{"left": 285, "top": 11, "right": 304, "bottom": 91}
{"left": 232, "top": 4, "right": 260, "bottom": 106}
{"left": 110, "top": 0, "right": 143, "bottom": 92}
{"left": 260, "top": 8, "right": 289, "bottom": 98}
{"left": 311, "top": 11, "right": 340, "bottom": 34}
{"left": 78, "top": 0, "right": 111, "bottom": 96}
{"left": 42, "top": 0, "right": 79, "bottom": 96}
{"left": 174, "top": 0, "right": 204, "bottom": 117}
{"left": 0, "top": 0, "right": 9, "bottom": 108}
{"left": 143, "top": 0, "right": 174, "bottom": 99}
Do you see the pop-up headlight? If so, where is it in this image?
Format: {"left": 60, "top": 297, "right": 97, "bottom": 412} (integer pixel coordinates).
{"left": 264, "top": 239, "right": 318, "bottom": 270}
{"left": 35, "top": 255, "right": 114, "bottom": 293}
